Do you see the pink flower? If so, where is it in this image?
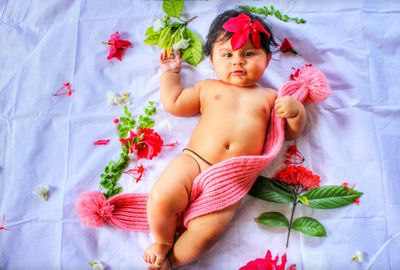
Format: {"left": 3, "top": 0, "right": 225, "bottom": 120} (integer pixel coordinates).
{"left": 275, "top": 165, "right": 321, "bottom": 191}
{"left": 93, "top": 139, "right": 110, "bottom": 145}
{"left": 240, "top": 250, "right": 296, "bottom": 270}
{"left": 279, "top": 38, "right": 298, "bottom": 55}
{"left": 104, "top": 32, "right": 132, "bottom": 61}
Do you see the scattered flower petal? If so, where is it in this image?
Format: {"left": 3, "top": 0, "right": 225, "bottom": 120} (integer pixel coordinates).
{"left": 280, "top": 38, "right": 298, "bottom": 55}
{"left": 123, "top": 163, "right": 145, "bottom": 183}
{"left": 0, "top": 215, "right": 8, "bottom": 231}
{"left": 53, "top": 82, "right": 73, "bottom": 96}
{"left": 351, "top": 250, "right": 365, "bottom": 262}
{"left": 104, "top": 32, "right": 132, "bottom": 61}
{"left": 33, "top": 184, "right": 50, "bottom": 201}
{"left": 93, "top": 139, "right": 111, "bottom": 145}
{"left": 89, "top": 260, "right": 106, "bottom": 270}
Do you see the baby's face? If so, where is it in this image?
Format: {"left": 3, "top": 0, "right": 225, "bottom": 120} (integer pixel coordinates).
{"left": 210, "top": 38, "right": 270, "bottom": 87}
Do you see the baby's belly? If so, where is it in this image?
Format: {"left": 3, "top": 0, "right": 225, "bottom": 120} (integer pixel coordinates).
{"left": 186, "top": 119, "right": 267, "bottom": 164}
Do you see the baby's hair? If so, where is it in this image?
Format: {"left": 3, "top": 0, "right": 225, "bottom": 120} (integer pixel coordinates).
{"left": 204, "top": 9, "right": 277, "bottom": 56}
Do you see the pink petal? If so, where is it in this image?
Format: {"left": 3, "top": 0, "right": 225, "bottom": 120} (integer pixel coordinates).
{"left": 93, "top": 139, "right": 111, "bottom": 145}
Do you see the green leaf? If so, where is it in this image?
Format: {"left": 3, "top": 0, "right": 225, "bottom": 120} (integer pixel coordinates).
{"left": 158, "top": 25, "right": 173, "bottom": 49}
{"left": 144, "top": 26, "right": 160, "bottom": 45}
{"left": 162, "top": 0, "right": 184, "bottom": 18}
{"left": 292, "top": 216, "right": 327, "bottom": 237}
{"left": 181, "top": 28, "right": 203, "bottom": 66}
{"left": 302, "top": 185, "right": 363, "bottom": 209}
{"left": 256, "top": 212, "right": 289, "bottom": 227}
{"left": 249, "top": 176, "right": 294, "bottom": 203}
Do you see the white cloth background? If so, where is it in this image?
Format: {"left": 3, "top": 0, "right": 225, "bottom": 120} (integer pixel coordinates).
{"left": 1, "top": 0, "right": 399, "bottom": 269}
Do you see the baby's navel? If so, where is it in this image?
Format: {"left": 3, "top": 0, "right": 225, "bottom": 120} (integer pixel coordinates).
{"left": 224, "top": 144, "right": 230, "bottom": 150}
{"left": 214, "top": 94, "right": 221, "bottom": 100}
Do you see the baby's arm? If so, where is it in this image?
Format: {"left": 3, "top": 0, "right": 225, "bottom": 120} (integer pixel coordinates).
{"left": 160, "top": 49, "right": 201, "bottom": 116}
{"left": 274, "top": 96, "right": 306, "bottom": 140}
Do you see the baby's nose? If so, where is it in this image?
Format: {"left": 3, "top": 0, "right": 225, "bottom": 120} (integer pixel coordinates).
{"left": 233, "top": 55, "right": 245, "bottom": 65}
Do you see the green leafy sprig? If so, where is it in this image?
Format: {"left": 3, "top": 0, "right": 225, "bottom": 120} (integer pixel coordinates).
{"left": 100, "top": 101, "right": 157, "bottom": 198}
{"left": 239, "top": 5, "right": 307, "bottom": 24}
{"left": 249, "top": 175, "right": 363, "bottom": 247}
{"left": 144, "top": 0, "right": 203, "bottom": 66}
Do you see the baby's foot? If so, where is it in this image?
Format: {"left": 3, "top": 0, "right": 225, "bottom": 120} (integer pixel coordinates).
{"left": 144, "top": 242, "right": 173, "bottom": 268}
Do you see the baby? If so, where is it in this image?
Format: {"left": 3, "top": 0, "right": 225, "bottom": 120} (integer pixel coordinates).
{"left": 144, "top": 9, "right": 306, "bottom": 269}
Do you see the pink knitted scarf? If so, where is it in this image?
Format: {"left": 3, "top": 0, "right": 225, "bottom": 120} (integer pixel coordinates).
{"left": 76, "top": 64, "right": 330, "bottom": 231}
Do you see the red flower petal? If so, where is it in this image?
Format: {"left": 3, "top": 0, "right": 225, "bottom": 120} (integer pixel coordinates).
{"left": 93, "top": 139, "right": 110, "bottom": 145}
{"left": 231, "top": 31, "right": 249, "bottom": 50}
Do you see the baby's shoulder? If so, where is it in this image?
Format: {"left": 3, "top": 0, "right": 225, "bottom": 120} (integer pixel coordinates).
{"left": 259, "top": 86, "right": 278, "bottom": 98}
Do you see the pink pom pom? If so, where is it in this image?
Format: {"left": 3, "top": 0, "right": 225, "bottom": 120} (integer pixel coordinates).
{"left": 281, "top": 64, "right": 330, "bottom": 103}
{"left": 76, "top": 191, "right": 114, "bottom": 227}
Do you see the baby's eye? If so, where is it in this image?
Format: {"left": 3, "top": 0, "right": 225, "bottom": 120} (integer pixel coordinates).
{"left": 223, "top": 52, "right": 233, "bottom": 57}
{"left": 243, "top": 51, "right": 254, "bottom": 57}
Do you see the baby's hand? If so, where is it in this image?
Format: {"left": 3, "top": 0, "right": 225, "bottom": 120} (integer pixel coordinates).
{"left": 160, "top": 48, "right": 181, "bottom": 73}
{"left": 274, "top": 96, "right": 301, "bottom": 119}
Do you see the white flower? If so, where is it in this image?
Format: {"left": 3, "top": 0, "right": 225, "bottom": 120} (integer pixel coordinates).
{"left": 106, "top": 91, "right": 130, "bottom": 106}
{"left": 351, "top": 250, "right": 365, "bottom": 262}
{"left": 89, "top": 261, "right": 106, "bottom": 270}
{"left": 106, "top": 91, "right": 117, "bottom": 105}
{"left": 172, "top": 39, "right": 190, "bottom": 52}
{"left": 33, "top": 185, "right": 50, "bottom": 201}
{"left": 152, "top": 17, "right": 166, "bottom": 32}
{"left": 119, "top": 92, "right": 130, "bottom": 106}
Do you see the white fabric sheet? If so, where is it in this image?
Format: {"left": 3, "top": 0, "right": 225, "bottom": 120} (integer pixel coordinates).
{"left": 1, "top": 0, "right": 400, "bottom": 269}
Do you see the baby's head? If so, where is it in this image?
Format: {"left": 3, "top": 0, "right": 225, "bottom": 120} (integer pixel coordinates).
{"left": 204, "top": 10, "right": 277, "bottom": 87}
{"left": 204, "top": 9, "right": 277, "bottom": 57}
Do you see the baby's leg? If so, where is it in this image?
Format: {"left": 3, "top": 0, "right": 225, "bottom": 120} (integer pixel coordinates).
{"left": 166, "top": 200, "right": 242, "bottom": 268}
{"left": 144, "top": 153, "right": 200, "bottom": 268}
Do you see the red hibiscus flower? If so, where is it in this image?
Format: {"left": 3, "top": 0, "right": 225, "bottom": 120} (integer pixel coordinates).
{"left": 240, "top": 250, "right": 296, "bottom": 270}
{"left": 104, "top": 32, "right": 132, "bottom": 61}
{"left": 279, "top": 38, "right": 298, "bottom": 55}
{"left": 134, "top": 128, "right": 163, "bottom": 160}
{"left": 275, "top": 165, "right": 321, "bottom": 192}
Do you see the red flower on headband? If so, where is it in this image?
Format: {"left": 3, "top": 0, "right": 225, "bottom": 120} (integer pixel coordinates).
{"left": 104, "top": 32, "right": 132, "bottom": 61}
{"left": 223, "top": 13, "right": 270, "bottom": 50}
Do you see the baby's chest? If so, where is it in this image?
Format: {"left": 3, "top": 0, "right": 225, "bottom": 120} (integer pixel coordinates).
{"left": 203, "top": 89, "right": 269, "bottom": 111}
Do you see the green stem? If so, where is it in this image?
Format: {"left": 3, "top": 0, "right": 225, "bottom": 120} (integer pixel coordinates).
{"left": 286, "top": 194, "right": 298, "bottom": 248}
{"left": 183, "top": 16, "right": 198, "bottom": 26}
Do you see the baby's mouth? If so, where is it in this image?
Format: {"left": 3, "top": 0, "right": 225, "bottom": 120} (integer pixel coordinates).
{"left": 231, "top": 70, "right": 246, "bottom": 76}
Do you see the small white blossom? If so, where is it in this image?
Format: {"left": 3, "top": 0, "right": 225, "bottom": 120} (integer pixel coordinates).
{"left": 119, "top": 92, "right": 130, "bottom": 106}
{"left": 106, "top": 91, "right": 117, "bottom": 105}
{"left": 33, "top": 185, "right": 50, "bottom": 201}
{"left": 152, "top": 17, "right": 166, "bottom": 32}
{"left": 89, "top": 261, "right": 106, "bottom": 270}
{"left": 172, "top": 39, "right": 190, "bottom": 52}
{"left": 106, "top": 91, "right": 130, "bottom": 106}
{"left": 351, "top": 250, "right": 365, "bottom": 262}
